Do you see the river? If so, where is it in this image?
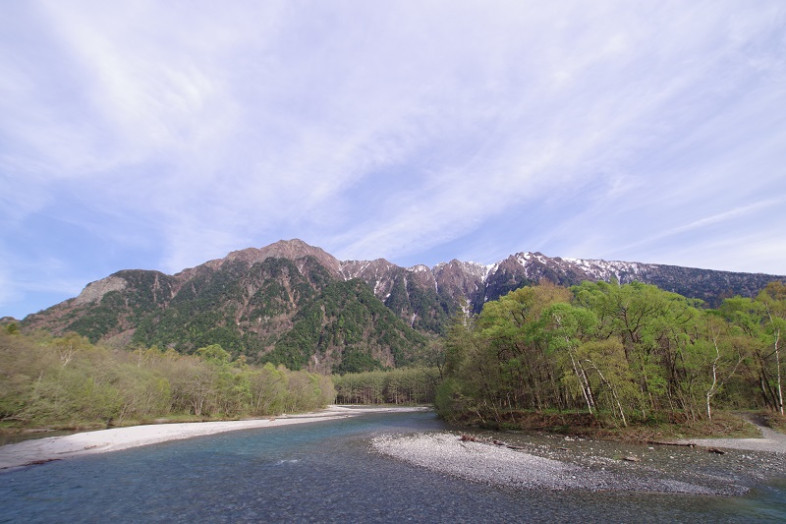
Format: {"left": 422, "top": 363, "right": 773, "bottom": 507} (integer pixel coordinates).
{"left": 1, "top": 410, "right": 784, "bottom": 522}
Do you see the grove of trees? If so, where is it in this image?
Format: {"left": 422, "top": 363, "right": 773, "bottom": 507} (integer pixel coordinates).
{"left": 333, "top": 367, "right": 439, "bottom": 405}
{"left": 0, "top": 330, "right": 335, "bottom": 429}
{"left": 436, "top": 280, "right": 786, "bottom": 428}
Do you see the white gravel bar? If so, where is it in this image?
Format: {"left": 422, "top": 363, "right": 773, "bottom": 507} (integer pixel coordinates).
{"left": 373, "top": 433, "right": 587, "bottom": 490}
{"left": 372, "top": 432, "right": 721, "bottom": 494}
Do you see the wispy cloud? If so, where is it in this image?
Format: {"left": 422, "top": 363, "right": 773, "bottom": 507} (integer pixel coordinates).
{"left": 607, "top": 197, "right": 786, "bottom": 256}
{"left": 1, "top": 1, "right": 785, "bottom": 317}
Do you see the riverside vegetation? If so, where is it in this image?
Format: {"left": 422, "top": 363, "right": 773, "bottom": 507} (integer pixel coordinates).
{"left": 0, "top": 330, "right": 335, "bottom": 435}
{"left": 2, "top": 279, "right": 785, "bottom": 439}
{"left": 434, "top": 280, "right": 786, "bottom": 437}
{"left": 0, "top": 327, "right": 438, "bottom": 437}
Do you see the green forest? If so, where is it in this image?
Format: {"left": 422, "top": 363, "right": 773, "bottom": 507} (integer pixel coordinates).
{"left": 0, "top": 330, "right": 334, "bottom": 431}
{"left": 333, "top": 367, "right": 440, "bottom": 405}
{"left": 435, "top": 280, "right": 786, "bottom": 430}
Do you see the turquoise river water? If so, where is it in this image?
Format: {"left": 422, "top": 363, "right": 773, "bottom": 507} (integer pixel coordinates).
{"left": 0, "top": 411, "right": 784, "bottom": 522}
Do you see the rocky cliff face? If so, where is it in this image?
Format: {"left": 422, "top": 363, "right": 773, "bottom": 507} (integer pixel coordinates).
{"left": 22, "top": 240, "right": 784, "bottom": 371}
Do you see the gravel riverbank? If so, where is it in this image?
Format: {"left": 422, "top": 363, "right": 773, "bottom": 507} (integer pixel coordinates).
{"left": 372, "top": 425, "right": 786, "bottom": 496}
{"left": 0, "top": 406, "right": 430, "bottom": 471}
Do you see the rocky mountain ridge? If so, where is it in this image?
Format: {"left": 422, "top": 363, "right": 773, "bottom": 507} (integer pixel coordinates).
{"left": 22, "top": 239, "right": 784, "bottom": 372}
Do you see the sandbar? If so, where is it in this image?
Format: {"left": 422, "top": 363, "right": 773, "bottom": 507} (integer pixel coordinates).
{"left": 0, "top": 405, "right": 429, "bottom": 471}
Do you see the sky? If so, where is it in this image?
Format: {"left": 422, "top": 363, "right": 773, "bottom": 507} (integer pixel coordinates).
{"left": 2, "top": 1, "right": 785, "bottom": 319}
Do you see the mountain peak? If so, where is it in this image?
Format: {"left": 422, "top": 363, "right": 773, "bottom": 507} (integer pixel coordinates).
{"left": 224, "top": 239, "right": 342, "bottom": 274}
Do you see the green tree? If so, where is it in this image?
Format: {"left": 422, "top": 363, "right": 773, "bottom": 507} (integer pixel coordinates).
{"left": 542, "top": 302, "right": 598, "bottom": 414}
{"left": 576, "top": 339, "right": 636, "bottom": 426}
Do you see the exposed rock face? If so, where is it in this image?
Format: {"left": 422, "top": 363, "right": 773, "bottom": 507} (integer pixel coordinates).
{"left": 340, "top": 258, "right": 402, "bottom": 298}
{"left": 73, "top": 276, "right": 128, "bottom": 306}
{"left": 433, "top": 260, "right": 489, "bottom": 296}
{"left": 21, "top": 239, "right": 785, "bottom": 371}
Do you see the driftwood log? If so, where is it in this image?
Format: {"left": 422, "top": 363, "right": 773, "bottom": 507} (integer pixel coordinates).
{"left": 646, "top": 440, "right": 696, "bottom": 448}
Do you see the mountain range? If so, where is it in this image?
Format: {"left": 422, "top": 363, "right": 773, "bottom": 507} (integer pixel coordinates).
{"left": 21, "top": 239, "right": 785, "bottom": 373}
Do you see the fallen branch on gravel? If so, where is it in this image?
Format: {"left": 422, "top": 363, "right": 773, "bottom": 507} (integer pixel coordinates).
{"left": 646, "top": 440, "right": 696, "bottom": 448}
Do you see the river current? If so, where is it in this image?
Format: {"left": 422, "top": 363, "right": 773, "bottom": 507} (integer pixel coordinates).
{"left": 1, "top": 411, "right": 784, "bottom": 523}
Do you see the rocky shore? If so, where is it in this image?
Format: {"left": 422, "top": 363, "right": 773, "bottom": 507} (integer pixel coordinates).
{"left": 372, "top": 423, "right": 786, "bottom": 496}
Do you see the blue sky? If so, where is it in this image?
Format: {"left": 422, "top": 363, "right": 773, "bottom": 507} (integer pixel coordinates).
{"left": 2, "top": 1, "right": 785, "bottom": 319}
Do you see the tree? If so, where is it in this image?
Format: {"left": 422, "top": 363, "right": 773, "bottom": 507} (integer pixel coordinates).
{"left": 687, "top": 314, "right": 744, "bottom": 420}
{"left": 53, "top": 332, "right": 90, "bottom": 368}
{"left": 249, "top": 363, "right": 289, "bottom": 414}
{"left": 719, "top": 297, "right": 775, "bottom": 410}
{"left": 757, "top": 282, "right": 786, "bottom": 415}
{"left": 196, "top": 344, "right": 232, "bottom": 365}
{"left": 577, "top": 339, "right": 635, "bottom": 426}
{"left": 543, "top": 303, "right": 597, "bottom": 414}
